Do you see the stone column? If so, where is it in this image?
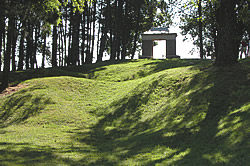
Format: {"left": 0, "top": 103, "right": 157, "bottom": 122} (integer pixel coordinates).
{"left": 142, "top": 40, "right": 153, "bottom": 58}
{"left": 166, "top": 39, "right": 176, "bottom": 58}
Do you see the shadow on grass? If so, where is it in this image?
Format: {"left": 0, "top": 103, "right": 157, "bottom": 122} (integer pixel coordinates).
{"left": 0, "top": 142, "right": 59, "bottom": 165}
{"left": 2, "top": 60, "right": 136, "bottom": 86}
{"left": 0, "top": 59, "right": 212, "bottom": 92}
{"left": 142, "top": 59, "right": 212, "bottom": 74}
{"left": 68, "top": 64, "right": 250, "bottom": 165}
{"left": 0, "top": 85, "right": 55, "bottom": 128}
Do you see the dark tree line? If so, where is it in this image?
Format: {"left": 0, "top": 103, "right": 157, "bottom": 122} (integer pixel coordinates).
{"left": 0, "top": 0, "right": 172, "bottom": 90}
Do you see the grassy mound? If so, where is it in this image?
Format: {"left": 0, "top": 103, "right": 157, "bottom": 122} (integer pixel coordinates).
{"left": 0, "top": 59, "right": 249, "bottom": 165}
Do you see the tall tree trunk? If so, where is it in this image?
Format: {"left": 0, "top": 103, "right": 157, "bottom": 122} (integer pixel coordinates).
{"left": 81, "top": 9, "right": 86, "bottom": 65}
{"left": 64, "top": 6, "right": 68, "bottom": 66}
{"left": 91, "top": 1, "right": 97, "bottom": 62}
{"left": 52, "top": 25, "right": 58, "bottom": 67}
{"left": 2, "top": 18, "right": 6, "bottom": 68}
{"left": 42, "top": 35, "right": 46, "bottom": 68}
{"left": 121, "top": 0, "right": 129, "bottom": 60}
{"left": 59, "top": 22, "right": 64, "bottom": 66}
{"left": 215, "top": 0, "right": 238, "bottom": 66}
{"left": 96, "top": 0, "right": 103, "bottom": 62}
{"left": 97, "top": 1, "right": 107, "bottom": 62}
{"left": 115, "top": 0, "right": 123, "bottom": 60}
{"left": 198, "top": 0, "right": 204, "bottom": 59}
{"left": 0, "top": 16, "right": 4, "bottom": 72}
{"left": 71, "top": 11, "right": 80, "bottom": 65}
{"left": 67, "top": 6, "right": 73, "bottom": 65}
{"left": 107, "top": 0, "right": 113, "bottom": 60}
{"left": 110, "top": 0, "right": 118, "bottom": 60}
{"left": 29, "top": 25, "right": 35, "bottom": 69}
{"left": 1, "top": 16, "right": 14, "bottom": 91}
{"left": 11, "top": 19, "right": 18, "bottom": 71}
{"left": 26, "top": 22, "right": 33, "bottom": 70}
{"left": 131, "top": 10, "right": 140, "bottom": 59}
{"left": 98, "top": 26, "right": 107, "bottom": 62}
{"left": 33, "top": 25, "right": 39, "bottom": 69}
{"left": 85, "top": 3, "right": 92, "bottom": 64}
{"left": 18, "top": 22, "right": 25, "bottom": 71}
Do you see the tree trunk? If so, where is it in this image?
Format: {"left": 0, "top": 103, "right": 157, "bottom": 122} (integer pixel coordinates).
{"left": 71, "top": 11, "right": 80, "bottom": 66}
{"left": 11, "top": 19, "right": 18, "bottom": 71}
{"left": 198, "top": 0, "right": 204, "bottom": 59}
{"left": 18, "top": 22, "right": 25, "bottom": 71}
{"left": 85, "top": 3, "right": 92, "bottom": 64}
{"left": 91, "top": 1, "right": 97, "bottom": 62}
{"left": 215, "top": 0, "right": 238, "bottom": 66}
{"left": 96, "top": 0, "right": 103, "bottom": 62}
{"left": 131, "top": 9, "right": 140, "bottom": 59}
{"left": 107, "top": 0, "right": 113, "bottom": 61}
{"left": 33, "top": 25, "right": 39, "bottom": 69}
{"left": 26, "top": 22, "right": 33, "bottom": 70}
{"left": 67, "top": 6, "right": 73, "bottom": 65}
{"left": 42, "top": 35, "right": 46, "bottom": 68}
{"left": 97, "top": 1, "right": 108, "bottom": 62}
{"left": 1, "top": 16, "right": 14, "bottom": 91}
{"left": 0, "top": 16, "right": 4, "bottom": 72}
{"left": 110, "top": 0, "right": 118, "bottom": 60}
{"left": 64, "top": 6, "right": 68, "bottom": 66}
{"left": 29, "top": 25, "right": 35, "bottom": 69}
{"left": 59, "top": 22, "right": 64, "bottom": 66}
{"left": 121, "top": 0, "right": 129, "bottom": 60}
{"left": 81, "top": 8, "right": 86, "bottom": 65}
{"left": 52, "top": 25, "right": 57, "bottom": 67}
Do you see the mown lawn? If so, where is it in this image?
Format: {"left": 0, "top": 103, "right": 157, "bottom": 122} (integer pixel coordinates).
{"left": 0, "top": 59, "right": 250, "bottom": 165}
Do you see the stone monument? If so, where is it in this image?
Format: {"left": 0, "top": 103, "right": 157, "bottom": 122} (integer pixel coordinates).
{"left": 140, "top": 27, "right": 179, "bottom": 59}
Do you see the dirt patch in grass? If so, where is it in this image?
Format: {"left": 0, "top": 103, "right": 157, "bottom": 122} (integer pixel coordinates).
{"left": 0, "top": 84, "right": 28, "bottom": 97}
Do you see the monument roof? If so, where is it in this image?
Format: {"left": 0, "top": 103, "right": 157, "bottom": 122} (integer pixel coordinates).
{"left": 143, "top": 27, "right": 170, "bottom": 35}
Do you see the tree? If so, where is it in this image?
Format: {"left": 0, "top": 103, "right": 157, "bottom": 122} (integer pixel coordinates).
{"left": 180, "top": 0, "right": 212, "bottom": 59}
{"left": 198, "top": 0, "right": 204, "bottom": 59}
{"left": 52, "top": 25, "right": 58, "bottom": 67}
{"left": 0, "top": 0, "right": 62, "bottom": 90}
{"left": 180, "top": 0, "right": 249, "bottom": 65}
{"left": 1, "top": 15, "right": 14, "bottom": 91}
{"left": 215, "top": 0, "right": 248, "bottom": 66}
{"left": 0, "top": 16, "right": 4, "bottom": 72}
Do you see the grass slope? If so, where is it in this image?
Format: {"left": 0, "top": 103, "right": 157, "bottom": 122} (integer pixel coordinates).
{"left": 0, "top": 59, "right": 250, "bottom": 165}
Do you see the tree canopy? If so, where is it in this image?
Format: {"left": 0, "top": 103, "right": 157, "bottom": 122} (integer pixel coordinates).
{"left": 180, "top": 0, "right": 250, "bottom": 65}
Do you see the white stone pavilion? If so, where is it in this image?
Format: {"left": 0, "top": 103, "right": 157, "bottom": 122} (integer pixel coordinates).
{"left": 140, "top": 27, "right": 180, "bottom": 59}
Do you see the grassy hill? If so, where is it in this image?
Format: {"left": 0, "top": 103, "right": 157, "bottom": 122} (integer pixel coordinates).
{"left": 0, "top": 59, "right": 250, "bottom": 165}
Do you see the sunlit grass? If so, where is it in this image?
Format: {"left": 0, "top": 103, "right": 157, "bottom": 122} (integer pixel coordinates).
{"left": 0, "top": 59, "right": 250, "bottom": 165}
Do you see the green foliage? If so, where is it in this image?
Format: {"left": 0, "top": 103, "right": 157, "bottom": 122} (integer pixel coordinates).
{"left": 180, "top": 0, "right": 217, "bottom": 56}
{"left": 180, "top": 0, "right": 250, "bottom": 58}
{"left": 0, "top": 59, "right": 250, "bottom": 165}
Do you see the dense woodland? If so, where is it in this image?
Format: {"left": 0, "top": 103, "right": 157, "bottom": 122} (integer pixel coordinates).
{"left": 0, "top": 0, "right": 172, "bottom": 69}
{"left": 0, "top": 0, "right": 250, "bottom": 90}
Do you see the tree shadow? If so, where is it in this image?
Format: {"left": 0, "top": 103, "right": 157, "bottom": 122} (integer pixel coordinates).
{"left": 0, "top": 85, "right": 55, "bottom": 128}
{"left": 68, "top": 64, "right": 249, "bottom": 165}
{"left": 173, "top": 64, "right": 250, "bottom": 165}
{"left": 0, "top": 59, "right": 212, "bottom": 93}
{"left": 3, "top": 60, "right": 137, "bottom": 87}
{"left": 142, "top": 59, "right": 212, "bottom": 74}
{"left": 0, "top": 142, "right": 60, "bottom": 165}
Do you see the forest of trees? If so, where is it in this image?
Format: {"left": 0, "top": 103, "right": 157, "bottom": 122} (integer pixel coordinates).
{"left": 0, "top": 0, "right": 172, "bottom": 69}
{"left": 180, "top": 0, "right": 250, "bottom": 62}
{"left": 0, "top": 0, "right": 250, "bottom": 90}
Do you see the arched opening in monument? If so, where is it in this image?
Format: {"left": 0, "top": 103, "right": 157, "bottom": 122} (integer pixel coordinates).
{"left": 153, "top": 40, "right": 166, "bottom": 59}
{"left": 140, "top": 27, "right": 179, "bottom": 59}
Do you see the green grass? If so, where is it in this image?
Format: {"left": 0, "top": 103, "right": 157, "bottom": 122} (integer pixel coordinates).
{"left": 0, "top": 59, "right": 250, "bottom": 165}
